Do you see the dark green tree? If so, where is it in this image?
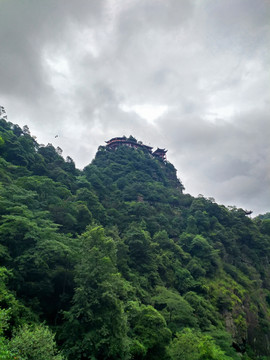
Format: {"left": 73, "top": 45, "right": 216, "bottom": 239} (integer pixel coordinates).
{"left": 9, "top": 323, "right": 65, "bottom": 360}
{"left": 62, "top": 226, "right": 129, "bottom": 360}
{"left": 126, "top": 301, "right": 172, "bottom": 360}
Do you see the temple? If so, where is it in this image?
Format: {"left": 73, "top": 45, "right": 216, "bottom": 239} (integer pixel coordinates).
{"left": 153, "top": 148, "right": 167, "bottom": 161}
{"left": 105, "top": 136, "right": 167, "bottom": 161}
{"left": 106, "top": 137, "right": 152, "bottom": 151}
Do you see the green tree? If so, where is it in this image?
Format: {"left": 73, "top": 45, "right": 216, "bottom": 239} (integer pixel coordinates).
{"left": 168, "top": 328, "right": 232, "bottom": 360}
{"left": 9, "top": 323, "right": 65, "bottom": 360}
{"left": 126, "top": 301, "right": 172, "bottom": 360}
{"left": 184, "top": 292, "right": 219, "bottom": 330}
{"left": 124, "top": 224, "right": 157, "bottom": 280}
{"left": 152, "top": 286, "right": 197, "bottom": 333}
{"left": 62, "top": 226, "right": 129, "bottom": 360}
{"left": 0, "top": 309, "right": 15, "bottom": 360}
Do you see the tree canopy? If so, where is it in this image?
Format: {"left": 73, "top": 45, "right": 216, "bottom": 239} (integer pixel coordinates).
{"left": 0, "top": 118, "right": 269, "bottom": 359}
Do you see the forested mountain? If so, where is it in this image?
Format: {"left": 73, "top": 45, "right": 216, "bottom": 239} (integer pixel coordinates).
{"left": 0, "top": 118, "right": 270, "bottom": 360}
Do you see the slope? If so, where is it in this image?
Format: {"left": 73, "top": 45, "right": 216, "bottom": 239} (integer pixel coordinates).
{"left": 0, "top": 119, "right": 270, "bottom": 359}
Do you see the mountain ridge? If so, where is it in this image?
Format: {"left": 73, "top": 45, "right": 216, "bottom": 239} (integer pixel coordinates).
{"left": 0, "top": 118, "right": 270, "bottom": 359}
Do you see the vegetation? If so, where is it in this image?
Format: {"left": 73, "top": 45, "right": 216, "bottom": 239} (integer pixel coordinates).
{"left": 0, "top": 117, "right": 270, "bottom": 359}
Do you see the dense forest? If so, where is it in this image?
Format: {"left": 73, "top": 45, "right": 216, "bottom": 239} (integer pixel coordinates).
{"left": 0, "top": 117, "right": 270, "bottom": 359}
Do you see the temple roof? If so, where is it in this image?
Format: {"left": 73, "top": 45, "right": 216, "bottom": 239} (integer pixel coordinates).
{"left": 105, "top": 137, "right": 153, "bottom": 150}
{"left": 105, "top": 137, "right": 127, "bottom": 143}
{"left": 153, "top": 148, "right": 167, "bottom": 154}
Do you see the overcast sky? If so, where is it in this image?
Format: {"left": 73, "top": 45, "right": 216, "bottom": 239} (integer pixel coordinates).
{"left": 0, "top": 0, "right": 269, "bottom": 215}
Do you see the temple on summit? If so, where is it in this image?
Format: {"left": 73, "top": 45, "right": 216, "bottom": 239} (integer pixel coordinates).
{"left": 105, "top": 136, "right": 167, "bottom": 161}
{"left": 153, "top": 148, "right": 167, "bottom": 161}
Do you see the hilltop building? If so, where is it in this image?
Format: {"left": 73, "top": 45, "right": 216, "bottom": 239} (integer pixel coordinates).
{"left": 153, "top": 148, "right": 167, "bottom": 161}
{"left": 105, "top": 136, "right": 167, "bottom": 161}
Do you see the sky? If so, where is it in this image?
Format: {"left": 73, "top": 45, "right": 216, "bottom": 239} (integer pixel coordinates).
{"left": 0, "top": 0, "right": 269, "bottom": 215}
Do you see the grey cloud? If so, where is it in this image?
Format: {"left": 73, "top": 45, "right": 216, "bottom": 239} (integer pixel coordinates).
{"left": 0, "top": 0, "right": 269, "bottom": 215}
{"left": 0, "top": 0, "right": 104, "bottom": 98}
{"left": 117, "top": 0, "right": 194, "bottom": 35}
{"left": 161, "top": 110, "right": 270, "bottom": 214}
{"left": 197, "top": 0, "right": 270, "bottom": 59}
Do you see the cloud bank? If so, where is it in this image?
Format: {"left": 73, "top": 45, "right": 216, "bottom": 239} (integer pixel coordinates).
{"left": 0, "top": 0, "right": 269, "bottom": 215}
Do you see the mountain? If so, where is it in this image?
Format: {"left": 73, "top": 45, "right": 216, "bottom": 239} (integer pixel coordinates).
{"left": 0, "top": 118, "right": 270, "bottom": 360}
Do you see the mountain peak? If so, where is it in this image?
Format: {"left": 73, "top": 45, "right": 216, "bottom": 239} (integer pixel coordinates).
{"left": 105, "top": 136, "right": 167, "bottom": 161}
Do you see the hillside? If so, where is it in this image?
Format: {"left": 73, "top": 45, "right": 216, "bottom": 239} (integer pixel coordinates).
{"left": 0, "top": 118, "right": 270, "bottom": 360}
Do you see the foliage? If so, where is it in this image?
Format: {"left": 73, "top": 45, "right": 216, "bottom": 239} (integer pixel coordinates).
{"left": 126, "top": 301, "right": 171, "bottom": 359}
{"left": 62, "top": 226, "right": 129, "bottom": 360}
{"left": 0, "top": 309, "right": 15, "bottom": 360}
{"left": 0, "top": 118, "right": 270, "bottom": 359}
{"left": 168, "top": 328, "right": 233, "bottom": 360}
{"left": 9, "top": 323, "right": 65, "bottom": 360}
